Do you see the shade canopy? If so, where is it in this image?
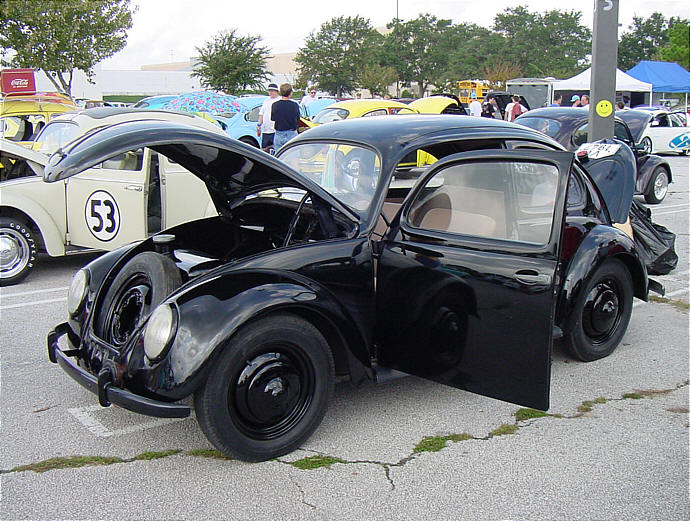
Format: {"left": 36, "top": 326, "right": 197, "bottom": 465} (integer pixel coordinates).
{"left": 626, "top": 61, "right": 690, "bottom": 93}
{"left": 552, "top": 68, "right": 653, "bottom": 93}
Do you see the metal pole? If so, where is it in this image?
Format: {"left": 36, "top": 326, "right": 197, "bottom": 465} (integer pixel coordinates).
{"left": 588, "top": 0, "right": 619, "bottom": 141}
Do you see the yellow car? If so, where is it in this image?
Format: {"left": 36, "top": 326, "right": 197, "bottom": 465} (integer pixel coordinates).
{"left": 1, "top": 95, "right": 77, "bottom": 143}
{"left": 307, "top": 99, "right": 418, "bottom": 127}
{"left": 408, "top": 95, "right": 467, "bottom": 115}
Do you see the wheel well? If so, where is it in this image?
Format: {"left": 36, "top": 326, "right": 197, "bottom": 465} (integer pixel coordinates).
{"left": 239, "top": 136, "right": 260, "bottom": 148}
{"left": 0, "top": 206, "right": 45, "bottom": 251}
{"left": 613, "top": 253, "right": 647, "bottom": 301}
{"left": 659, "top": 164, "right": 672, "bottom": 183}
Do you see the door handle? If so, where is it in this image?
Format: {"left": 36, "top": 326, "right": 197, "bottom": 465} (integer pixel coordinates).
{"left": 514, "top": 269, "right": 551, "bottom": 285}
{"left": 125, "top": 184, "right": 143, "bottom": 192}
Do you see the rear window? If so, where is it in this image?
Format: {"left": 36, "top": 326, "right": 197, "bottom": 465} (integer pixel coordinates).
{"left": 35, "top": 121, "right": 81, "bottom": 154}
{"left": 515, "top": 117, "right": 561, "bottom": 138}
{"left": 312, "top": 108, "right": 349, "bottom": 124}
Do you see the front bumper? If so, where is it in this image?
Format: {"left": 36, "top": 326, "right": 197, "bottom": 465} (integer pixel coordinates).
{"left": 47, "top": 323, "right": 190, "bottom": 419}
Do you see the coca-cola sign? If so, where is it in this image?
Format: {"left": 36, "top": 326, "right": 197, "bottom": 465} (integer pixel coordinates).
{"left": 1, "top": 69, "right": 36, "bottom": 96}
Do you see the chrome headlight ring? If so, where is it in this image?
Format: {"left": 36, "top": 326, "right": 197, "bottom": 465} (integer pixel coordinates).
{"left": 143, "top": 304, "right": 178, "bottom": 361}
{"left": 67, "top": 269, "right": 89, "bottom": 316}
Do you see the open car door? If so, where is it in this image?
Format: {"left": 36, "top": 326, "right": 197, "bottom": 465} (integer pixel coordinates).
{"left": 376, "top": 149, "right": 572, "bottom": 410}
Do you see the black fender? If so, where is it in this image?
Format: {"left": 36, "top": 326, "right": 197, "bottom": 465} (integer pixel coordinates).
{"left": 636, "top": 154, "right": 672, "bottom": 194}
{"left": 131, "top": 269, "right": 372, "bottom": 401}
{"left": 555, "top": 224, "right": 648, "bottom": 330}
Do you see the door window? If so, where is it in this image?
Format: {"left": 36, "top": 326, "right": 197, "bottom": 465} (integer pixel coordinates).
{"left": 407, "top": 160, "right": 558, "bottom": 244}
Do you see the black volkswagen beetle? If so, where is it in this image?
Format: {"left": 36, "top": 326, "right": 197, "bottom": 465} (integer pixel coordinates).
{"left": 514, "top": 107, "right": 673, "bottom": 204}
{"left": 47, "top": 115, "right": 661, "bottom": 461}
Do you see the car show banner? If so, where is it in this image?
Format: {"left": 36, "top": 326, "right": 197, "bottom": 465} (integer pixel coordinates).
{"left": 1, "top": 68, "right": 36, "bottom": 96}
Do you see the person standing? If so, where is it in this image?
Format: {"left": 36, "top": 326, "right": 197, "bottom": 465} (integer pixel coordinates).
{"left": 580, "top": 94, "right": 590, "bottom": 107}
{"left": 550, "top": 93, "right": 562, "bottom": 107}
{"left": 481, "top": 95, "right": 497, "bottom": 118}
{"left": 301, "top": 87, "right": 317, "bottom": 107}
{"left": 272, "top": 83, "right": 301, "bottom": 151}
{"left": 257, "top": 83, "right": 280, "bottom": 151}
{"left": 570, "top": 94, "right": 582, "bottom": 107}
{"left": 505, "top": 95, "right": 527, "bottom": 122}
{"left": 469, "top": 92, "right": 482, "bottom": 117}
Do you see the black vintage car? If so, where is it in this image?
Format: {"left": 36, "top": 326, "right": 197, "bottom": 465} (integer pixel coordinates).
{"left": 47, "top": 115, "right": 661, "bottom": 461}
{"left": 514, "top": 107, "right": 673, "bottom": 204}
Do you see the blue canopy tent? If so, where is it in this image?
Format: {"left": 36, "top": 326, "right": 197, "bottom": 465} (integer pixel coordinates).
{"left": 626, "top": 61, "right": 689, "bottom": 108}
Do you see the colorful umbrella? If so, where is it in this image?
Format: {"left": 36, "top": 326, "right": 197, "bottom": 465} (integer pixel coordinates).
{"left": 162, "top": 91, "right": 242, "bottom": 115}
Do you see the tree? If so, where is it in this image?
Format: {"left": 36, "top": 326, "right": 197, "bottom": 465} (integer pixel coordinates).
{"left": 358, "top": 64, "right": 397, "bottom": 97}
{"left": 192, "top": 30, "right": 270, "bottom": 93}
{"left": 617, "top": 13, "right": 678, "bottom": 70}
{"left": 492, "top": 6, "right": 591, "bottom": 78}
{"left": 383, "top": 14, "right": 454, "bottom": 96}
{"left": 0, "top": 0, "right": 134, "bottom": 97}
{"left": 657, "top": 21, "right": 689, "bottom": 69}
{"left": 295, "top": 16, "right": 380, "bottom": 97}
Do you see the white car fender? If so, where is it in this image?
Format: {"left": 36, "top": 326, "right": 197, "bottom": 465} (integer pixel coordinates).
{"left": 1, "top": 191, "right": 65, "bottom": 257}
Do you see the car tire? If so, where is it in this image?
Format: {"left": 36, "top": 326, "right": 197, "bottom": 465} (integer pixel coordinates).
{"left": 641, "top": 137, "right": 653, "bottom": 155}
{"left": 644, "top": 167, "right": 669, "bottom": 204}
{"left": 194, "top": 313, "right": 334, "bottom": 462}
{"left": 239, "top": 136, "right": 259, "bottom": 148}
{"left": 96, "top": 252, "right": 181, "bottom": 347}
{"left": 0, "top": 216, "right": 37, "bottom": 286}
{"left": 563, "top": 258, "right": 633, "bottom": 362}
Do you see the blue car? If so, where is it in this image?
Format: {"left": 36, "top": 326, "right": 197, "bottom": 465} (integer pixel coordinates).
{"left": 132, "top": 95, "right": 177, "bottom": 109}
{"left": 214, "top": 96, "right": 267, "bottom": 148}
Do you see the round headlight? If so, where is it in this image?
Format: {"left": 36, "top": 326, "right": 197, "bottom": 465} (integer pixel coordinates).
{"left": 67, "top": 269, "right": 89, "bottom": 316}
{"left": 144, "top": 304, "right": 177, "bottom": 361}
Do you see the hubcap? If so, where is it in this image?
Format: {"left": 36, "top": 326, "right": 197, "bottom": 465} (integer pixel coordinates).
{"left": 0, "top": 230, "right": 29, "bottom": 278}
{"left": 106, "top": 277, "right": 151, "bottom": 347}
{"left": 653, "top": 172, "right": 668, "bottom": 200}
{"left": 231, "top": 348, "right": 313, "bottom": 440}
{"left": 583, "top": 281, "right": 621, "bottom": 343}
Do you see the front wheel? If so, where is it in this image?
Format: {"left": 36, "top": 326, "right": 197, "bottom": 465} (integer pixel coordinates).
{"left": 563, "top": 259, "right": 633, "bottom": 362}
{"left": 641, "top": 136, "right": 653, "bottom": 155}
{"left": 0, "top": 217, "right": 37, "bottom": 286}
{"left": 644, "top": 167, "right": 669, "bottom": 204}
{"left": 194, "top": 313, "right": 334, "bottom": 461}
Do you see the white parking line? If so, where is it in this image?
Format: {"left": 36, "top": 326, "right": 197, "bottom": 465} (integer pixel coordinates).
{"left": 1, "top": 297, "right": 67, "bottom": 310}
{"left": 68, "top": 405, "right": 189, "bottom": 437}
{"left": 0, "top": 286, "right": 69, "bottom": 298}
{"left": 650, "top": 209, "right": 690, "bottom": 216}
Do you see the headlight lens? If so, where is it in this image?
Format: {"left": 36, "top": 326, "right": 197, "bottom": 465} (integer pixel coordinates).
{"left": 144, "top": 304, "right": 177, "bottom": 361}
{"left": 67, "top": 269, "right": 89, "bottom": 316}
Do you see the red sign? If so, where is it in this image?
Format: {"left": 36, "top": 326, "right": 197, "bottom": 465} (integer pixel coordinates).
{"left": 1, "top": 69, "right": 36, "bottom": 96}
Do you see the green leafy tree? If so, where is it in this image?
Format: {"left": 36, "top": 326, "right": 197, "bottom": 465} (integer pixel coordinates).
{"left": 492, "top": 6, "right": 591, "bottom": 78}
{"left": 296, "top": 16, "right": 380, "bottom": 97}
{"left": 383, "top": 14, "right": 454, "bottom": 96}
{"left": 192, "top": 29, "right": 270, "bottom": 93}
{"left": 358, "top": 64, "right": 397, "bottom": 97}
{"left": 0, "top": 0, "right": 134, "bottom": 97}
{"left": 617, "top": 13, "right": 683, "bottom": 70}
{"left": 657, "top": 21, "right": 689, "bottom": 69}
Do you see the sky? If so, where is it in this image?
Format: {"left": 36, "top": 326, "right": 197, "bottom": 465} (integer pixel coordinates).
{"left": 101, "top": 0, "right": 690, "bottom": 70}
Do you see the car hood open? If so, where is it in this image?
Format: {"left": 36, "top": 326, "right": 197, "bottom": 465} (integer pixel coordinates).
{"left": 616, "top": 110, "right": 654, "bottom": 143}
{"left": 42, "top": 120, "right": 358, "bottom": 220}
{"left": 0, "top": 138, "right": 46, "bottom": 177}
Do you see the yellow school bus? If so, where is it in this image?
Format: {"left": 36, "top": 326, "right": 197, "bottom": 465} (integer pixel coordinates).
{"left": 458, "top": 81, "right": 490, "bottom": 105}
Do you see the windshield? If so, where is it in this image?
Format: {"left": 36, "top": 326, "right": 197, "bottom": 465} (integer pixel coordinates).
{"left": 34, "top": 121, "right": 81, "bottom": 154}
{"left": 514, "top": 117, "right": 561, "bottom": 138}
{"left": 312, "top": 108, "right": 350, "bottom": 124}
{"left": 279, "top": 142, "right": 381, "bottom": 215}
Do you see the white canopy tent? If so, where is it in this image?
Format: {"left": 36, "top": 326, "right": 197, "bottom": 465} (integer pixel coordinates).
{"left": 553, "top": 67, "right": 653, "bottom": 94}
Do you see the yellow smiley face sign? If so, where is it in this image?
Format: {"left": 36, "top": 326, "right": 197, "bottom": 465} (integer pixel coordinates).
{"left": 596, "top": 100, "right": 613, "bottom": 118}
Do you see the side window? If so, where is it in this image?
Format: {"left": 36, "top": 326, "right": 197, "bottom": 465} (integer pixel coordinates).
{"left": 567, "top": 169, "right": 586, "bottom": 210}
{"left": 407, "top": 160, "right": 558, "bottom": 244}
{"left": 669, "top": 114, "right": 683, "bottom": 127}
{"left": 614, "top": 122, "right": 632, "bottom": 144}
{"left": 362, "top": 109, "right": 388, "bottom": 117}
{"left": 572, "top": 123, "right": 588, "bottom": 147}
{"left": 99, "top": 148, "right": 144, "bottom": 171}
{"left": 246, "top": 106, "right": 261, "bottom": 122}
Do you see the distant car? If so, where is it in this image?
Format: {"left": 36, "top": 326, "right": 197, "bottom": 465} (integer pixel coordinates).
{"left": 515, "top": 107, "right": 673, "bottom": 204}
{"left": 408, "top": 94, "right": 467, "bottom": 115}
{"left": 132, "top": 95, "right": 177, "bottom": 109}
{"left": 301, "top": 97, "right": 337, "bottom": 118}
{"left": 628, "top": 109, "right": 689, "bottom": 155}
{"left": 0, "top": 108, "right": 225, "bottom": 285}
{"left": 214, "top": 95, "right": 266, "bottom": 148}
{"left": 309, "top": 99, "right": 418, "bottom": 126}
{"left": 47, "top": 114, "right": 661, "bottom": 462}
{"left": 0, "top": 96, "right": 76, "bottom": 142}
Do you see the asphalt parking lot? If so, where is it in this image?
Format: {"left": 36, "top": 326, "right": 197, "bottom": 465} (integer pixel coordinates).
{"left": 1, "top": 154, "right": 688, "bottom": 520}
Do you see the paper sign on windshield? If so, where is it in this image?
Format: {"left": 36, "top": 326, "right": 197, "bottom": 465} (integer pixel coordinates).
{"left": 577, "top": 142, "right": 621, "bottom": 159}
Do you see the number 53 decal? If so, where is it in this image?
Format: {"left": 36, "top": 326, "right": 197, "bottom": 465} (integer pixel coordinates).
{"left": 84, "top": 190, "right": 121, "bottom": 242}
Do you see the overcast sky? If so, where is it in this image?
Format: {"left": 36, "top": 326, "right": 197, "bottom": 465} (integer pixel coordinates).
{"left": 101, "top": 0, "right": 690, "bottom": 69}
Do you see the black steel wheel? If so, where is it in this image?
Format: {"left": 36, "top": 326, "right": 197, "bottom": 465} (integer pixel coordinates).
{"left": 563, "top": 258, "right": 633, "bottom": 362}
{"left": 194, "top": 313, "right": 334, "bottom": 462}
{"left": 641, "top": 136, "right": 653, "bottom": 155}
{"left": 96, "top": 252, "right": 181, "bottom": 347}
{"left": 644, "top": 167, "right": 669, "bottom": 204}
{"left": 0, "top": 217, "right": 37, "bottom": 286}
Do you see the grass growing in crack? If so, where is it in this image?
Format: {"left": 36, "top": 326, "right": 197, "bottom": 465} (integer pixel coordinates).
{"left": 490, "top": 424, "right": 519, "bottom": 436}
{"left": 186, "top": 449, "right": 232, "bottom": 460}
{"left": 649, "top": 296, "right": 690, "bottom": 313}
{"left": 289, "top": 455, "right": 344, "bottom": 470}
{"left": 623, "top": 392, "right": 644, "bottom": 399}
{"left": 578, "top": 397, "right": 607, "bottom": 413}
{"left": 413, "top": 433, "right": 473, "bottom": 453}
{"left": 515, "top": 408, "right": 549, "bottom": 421}
{"left": 10, "top": 455, "right": 123, "bottom": 473}
{"left": 133, "top": 450, "right": 181, "bottom": 461}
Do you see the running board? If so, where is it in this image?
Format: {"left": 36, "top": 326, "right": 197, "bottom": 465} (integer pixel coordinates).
{"left": 372, "top": 364, "right": 410, "bottom": 384}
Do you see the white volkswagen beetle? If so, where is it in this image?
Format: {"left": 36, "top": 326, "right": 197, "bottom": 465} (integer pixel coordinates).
{"left": 635, "top": 109, "right": 690, "bottom": 155}
{"left": 0, "top": 108, "right": 225, "bottom": 285}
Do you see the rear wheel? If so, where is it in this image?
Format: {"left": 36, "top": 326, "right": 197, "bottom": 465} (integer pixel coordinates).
{"left": 563, "top": 259, "right": 633, "bottom": 362}
{"left": 0, "top": 217, "right": 36, "bottom": 286}
{"left": 239, "top": 136, "right": 259, "bottom": 148}
{"left": 644, "top": 167, "right": 668, "bottom": 204}
{"left": 194, "top": 313, "right": 334, "bottom": 462}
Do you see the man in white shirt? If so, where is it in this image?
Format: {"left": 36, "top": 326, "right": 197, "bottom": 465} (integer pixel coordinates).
{"left": 300, "top": 87, "right": 317, "bottom": 107}
{"left": 257, "top": 83, "right": 280, "bottom": 151}
{"left": 469, "top": 92, "right": 482, "bottom": 117}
